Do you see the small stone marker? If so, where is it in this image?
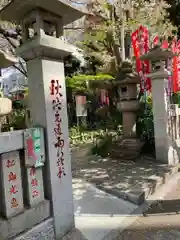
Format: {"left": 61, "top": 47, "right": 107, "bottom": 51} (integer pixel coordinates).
{"left": 26, "top": 166, "right": 45, "bottom": 207}
{"left": 0, "top": 151, "right": 24, "bottom": 218}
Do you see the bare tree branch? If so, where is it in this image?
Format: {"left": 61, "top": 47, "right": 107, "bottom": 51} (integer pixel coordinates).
{"left": 13, "top": 64, "right": 27, "bottom": 77}
{"left": 69, "top": 0, "right": 87, "bottom": 4}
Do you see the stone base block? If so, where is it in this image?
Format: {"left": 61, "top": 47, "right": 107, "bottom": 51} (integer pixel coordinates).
{"left": 13, "top": 217, "right": 87, "bottom": 240}
{"left": 0, "top": 200, "right": 50, "bottom": 240}
{"left": 110, "top": 138, "right": 144, "bottom": 161}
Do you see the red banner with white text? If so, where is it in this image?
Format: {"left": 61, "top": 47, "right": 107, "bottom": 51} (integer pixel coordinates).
{"left": 171, "top": 38, "right": 178, "bottom": 93}
{"left": 131, "top": 26, "right": 151, "bottom": 92}
{"left": 176, "top": 40, "right": 180, "bottom": 91}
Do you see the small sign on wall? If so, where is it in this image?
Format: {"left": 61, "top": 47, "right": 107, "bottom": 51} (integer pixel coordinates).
{"left": 24, "top": 127, "right": 45, "bottom": 168}
{"left": 0, "top": 151, "right": 24, "bottom": 218}
{"left": 75, "top": 95, "right": 87, "bottom": 117}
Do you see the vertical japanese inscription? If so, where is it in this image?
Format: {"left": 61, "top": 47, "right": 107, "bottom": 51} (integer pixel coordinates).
{"left": 26, "top": 166, "right": 44, "bottom": 206}
{"left": 0, "top": 151, "right": 24, "bottom": 218}
{"left": 50, "top": 79, "right": 66, "bottom": 179}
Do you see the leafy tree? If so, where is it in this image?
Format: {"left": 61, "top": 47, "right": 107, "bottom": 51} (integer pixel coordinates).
{"left": 0, "top": 0, "right": 176, "bottom": 78}
{"left": 165, "top": 0, "right": 180, "bottom": 37}
{"left": 79, "top": 0, "right": 176, "bottom": 76}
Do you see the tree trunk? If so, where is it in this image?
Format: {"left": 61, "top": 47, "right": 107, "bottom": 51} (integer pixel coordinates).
{"left": 119, "top": 0, "right": 125, "bottom": 61}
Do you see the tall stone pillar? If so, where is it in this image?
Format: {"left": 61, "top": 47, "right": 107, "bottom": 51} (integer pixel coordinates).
{"left": 140, "top": 46, "right": 178, "bottom": 165}
{"left": 0, "top": 1, "right": 85, "bottom": 238}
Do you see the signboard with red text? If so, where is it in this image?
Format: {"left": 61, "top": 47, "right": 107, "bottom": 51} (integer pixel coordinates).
{"left": 26, "top": 167, "right": 44, "bottom": 206}
{"left": 0, "top": 151, "right": 24, "bottom": 218}
{"left": 75, "top": 95, "right": 87, "bottom": 117}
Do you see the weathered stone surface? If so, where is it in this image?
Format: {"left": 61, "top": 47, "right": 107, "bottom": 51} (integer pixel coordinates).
{"left": 26, "top": 167, "right": 45, "bottom": 207}
{"left": 14, "top": 218, "right": 54, "bottom": 240}
{"left": 27, "top": 57, "right": 74, "bottom": 239}
{"left": 0, "top": 200, "right": 50, "bottom": 239}
{"left": 14, "top": 217, "right": 87, "bottom": 240}
{"left": 72, "top": 147, "right": 179, "bottom": 205}
{"left": 0, "top": 151, "right": 24, "bottom": 218}
{"left": 110, "top": 138, "right": 143, "bottom": 161}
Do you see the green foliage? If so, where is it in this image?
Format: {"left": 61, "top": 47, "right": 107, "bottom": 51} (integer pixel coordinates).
{"left": 64, "top": 54, "right": 81, "bottom": 77}
{"left": 129, "top": 0, "right": 176, "bottom": 37}
{"left": 91, "top": 133, "right": 113, "bottom": 157}
{"left": 69, "top": 127, "right": 111, "bottom": 146}
{"left": 80, "top": 0, "right": 176, "bottom": 75}
{"left": 2, "top": 109, "right": 26, "bottom": 131}
{"left": 66, "top": 74, "right": 114, "bottom": 93}
{"left": 165, "top": 0, "right": 180, "bottom": 37}
{"left": 137, "top": 96, "right": 155, "bottom": 155}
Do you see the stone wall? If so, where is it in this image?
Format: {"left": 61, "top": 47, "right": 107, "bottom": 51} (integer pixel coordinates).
{"left": 0, "top": 130, "right": 51, "bottom": 239}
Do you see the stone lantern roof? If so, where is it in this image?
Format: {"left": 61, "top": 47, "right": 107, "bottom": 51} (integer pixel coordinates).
{"left": 139, "top": 45, "right": 174, "bottom": 62}
{"left": 115, "top": 72, "right": 140, "bottom": 86}
{"left": 115, "top": 61, "right": 140, "bottom": 85}
{"left": 0, "top": 0, "right": 87, "bottom": 25}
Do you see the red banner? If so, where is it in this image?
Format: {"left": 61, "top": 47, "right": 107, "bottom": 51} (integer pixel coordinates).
{"left": 171, "top": 38, "right": 178, "bottom": 93}
{"left": 131, "top": 29, "right": 144, "bottom": 91}
{"left": 152, "top": 35, "right": 159, "bottom": 47}
{"left": 176, "top": 40, "right": 180, "bottom": 91}
{"left": 161, "top": 39, "right": 168, "bottom": 49}
{"left": 131, "top": 29, "right": 141, "bottom": 72}
{"left": 100, "top": 89, "right": 109, "bottom": 105}
{"left": 139, "top": 26, "right": 151, "bottom": 91}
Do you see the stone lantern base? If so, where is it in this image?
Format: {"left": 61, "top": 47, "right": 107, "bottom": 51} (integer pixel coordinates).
{"left": 114, "top": 100, "right": 143, "bottom": 160}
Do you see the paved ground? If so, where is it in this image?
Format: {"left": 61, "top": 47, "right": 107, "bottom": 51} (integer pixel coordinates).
{"left": 71, "top": 147, "right": 180, "bottom": 240}
{"left": 72, "top": 147, "right": 178, "bottom": 204}
{"left": 73, "top": 179, "right": 138, "bottom": 240}
{"left": 72, "top": 173, "right": 180, "bottom": 240}
{"left": 116, "top": 177, "right": 180, "bottom": 240}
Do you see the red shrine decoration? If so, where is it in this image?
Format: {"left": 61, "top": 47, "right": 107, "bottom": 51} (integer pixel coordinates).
{"left": 131, "top": 26, "right": 180, "bottom": 94}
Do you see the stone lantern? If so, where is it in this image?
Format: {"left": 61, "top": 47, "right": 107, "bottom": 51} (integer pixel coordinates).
{"left": 139, "top": 46, "right": 178, "bottom": 165}
{"left": 0, "top": 0, "right": 86, "bottom": 238}
{"left": 115, "top": 62, "right": 142, "bottom": 160}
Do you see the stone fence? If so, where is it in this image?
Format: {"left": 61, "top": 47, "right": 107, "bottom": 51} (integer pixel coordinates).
{"left": 0, "top": 129, "right": 50, "bottom": 239}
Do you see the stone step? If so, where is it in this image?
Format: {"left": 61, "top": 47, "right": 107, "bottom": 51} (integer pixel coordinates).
{"left": 111, "top": 150, "right": 140, "bottom": 156}
{"left": 96, "top": 166, "right": 180, "bottom": 206}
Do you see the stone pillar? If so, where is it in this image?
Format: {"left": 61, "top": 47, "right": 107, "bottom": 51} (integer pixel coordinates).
{"left": 150, "top": 67, "right": 171, "bottom": 162}
{"left": 0, "top": 1, "right": 85, "bottom": 238}
{"left": 26, "top": 58, "right": 75, "bottom": 236}
{"left": 140, "top": 47, "right": 178, "bottom": 165}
